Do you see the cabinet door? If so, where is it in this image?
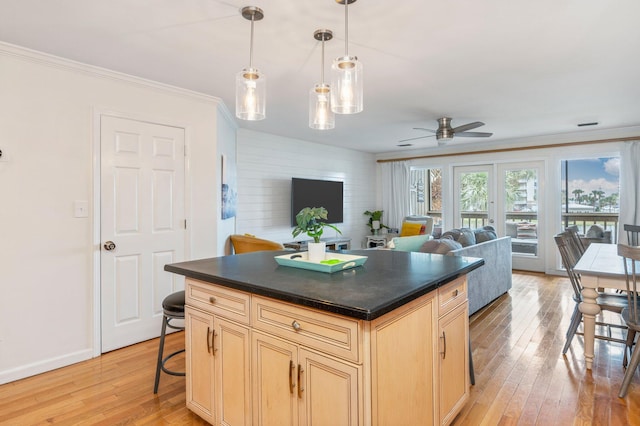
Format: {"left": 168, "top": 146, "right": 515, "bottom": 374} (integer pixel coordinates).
{"left": 371, "top": 296, "right": 437, "bottom": 425}
{"left": 252, "top": 331, "right": 298, "bottom": 426}
{"left": 216, "top": 317, "right": 251, "bottom": 426}
{"left": 185, "top": 306, "right": 216, "bottom": 424}
{"left": 298, "top": 348, "right": 361, "bottom": 426}
{"left": 438, "top": 304, "right": 469, "bottom": 425}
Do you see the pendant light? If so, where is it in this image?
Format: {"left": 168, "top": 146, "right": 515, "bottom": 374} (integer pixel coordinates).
{"left": 309, "top": 29, "right": 335, "bottom": 130}
{"left": 331, "top": 0, "right": 363, "bottom": 114}
{"left": 236, "top": 6, "right": 266, "bottom": 121}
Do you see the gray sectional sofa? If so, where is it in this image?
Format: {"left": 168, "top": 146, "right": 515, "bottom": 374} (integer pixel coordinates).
{"left": 447, "top": 237, "right": 512, "bottom": 315}
{"left": 390, "top": 229, "right": 513, "bottom": 316}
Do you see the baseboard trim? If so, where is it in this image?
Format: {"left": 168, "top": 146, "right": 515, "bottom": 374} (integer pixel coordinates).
{"left": 0, "top": 349, "right": 94, "bottom": 385}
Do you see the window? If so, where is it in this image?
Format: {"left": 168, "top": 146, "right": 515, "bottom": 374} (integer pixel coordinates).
{"left": 561, "top": 157, "right": 620, "bottom": 241}
{"left": 410, "top": 168, "right": 442, "bottom": 227}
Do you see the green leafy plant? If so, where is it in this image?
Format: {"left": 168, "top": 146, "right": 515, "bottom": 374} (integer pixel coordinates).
{"left": 364, "top": 210, "right": 389, "bottom": 234}
{"left": 292, "top": 207, "right": 342, "bottom": 243}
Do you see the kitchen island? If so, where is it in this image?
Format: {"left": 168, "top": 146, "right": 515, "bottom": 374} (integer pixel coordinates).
{"left": 165, "top": 249, "right": 484, "bottom": 426}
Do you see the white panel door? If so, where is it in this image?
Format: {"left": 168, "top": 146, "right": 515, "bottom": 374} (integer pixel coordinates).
{"left": 101, "top": 115, "right": 185, "bottom": 352}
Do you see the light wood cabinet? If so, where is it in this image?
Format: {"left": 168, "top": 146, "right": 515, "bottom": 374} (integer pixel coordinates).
{"left": 370, "top": 292, "right": 438, "bottom": 425}
{"left": 185, "top": 281, "right": 251, "bottom": 426}
{"left": 437, "top": 279, "right": 470, "bottom": 425}
{"left": 185, "top": 276, "right": 469, "bottom": 426}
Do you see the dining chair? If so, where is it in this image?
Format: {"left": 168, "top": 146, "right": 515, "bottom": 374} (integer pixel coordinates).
{"left": 565, "top": 225, "right": 586, "bottom": 258}
{"left": 554, "top": 232, "right": 627, "bottom": 354}
{"left": 616, "top": 243, "right": 640, "bottom": 398}
{"left": 623, "top": 224, "right": 640, "bottom": 246}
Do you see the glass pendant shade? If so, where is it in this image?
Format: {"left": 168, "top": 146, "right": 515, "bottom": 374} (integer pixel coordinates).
{"left": 309, "top": 84, "right": 335, "bottom": 130}
{"left": 236, "top": 67, "right": 266, "bottom": 121}
{"left": 330, "top": 56, "right": 363, "bottom": 114}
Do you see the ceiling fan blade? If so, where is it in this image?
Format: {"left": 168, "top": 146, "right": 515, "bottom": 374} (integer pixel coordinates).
{"left": 455, "top": 131, "right": 493, "bottom": 138}
{"left": 398, "top": 135, "right": 436, "bottom": 143}
{"left": 412, "top": 127, "right": 437, "bottom": 133}
{"left": 452, "top": 121, "right": 484, "bottom": 133}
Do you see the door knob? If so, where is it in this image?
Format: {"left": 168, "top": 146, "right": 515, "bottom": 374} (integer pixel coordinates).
{"left": 104, "top": 241, "right": 116, "bottom": 251}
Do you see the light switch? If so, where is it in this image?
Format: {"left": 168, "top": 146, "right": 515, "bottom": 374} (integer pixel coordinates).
{"left": 74, "top": 200, "right": 89, "bottom": 218}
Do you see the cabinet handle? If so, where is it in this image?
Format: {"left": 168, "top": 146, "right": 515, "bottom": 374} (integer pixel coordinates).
{"left": 207, "top": 326, "right": 213, "bottom": 354}
{"left": 297, "top": 364, "right": 304, "bottom": 398}
{"left": 440, "top": 331, "right": 447, "bottom": 359}
{"left": 289, "top": 360, "right": 296, "bottom": 394}
{"left": 452, "top": 289, "right": 459, "bottom": 298}
{"left": 291, "top": 320, "right": 301, "bottom": 331}
{"left": 209, "top": 296, "right": 216, "bottom": 304}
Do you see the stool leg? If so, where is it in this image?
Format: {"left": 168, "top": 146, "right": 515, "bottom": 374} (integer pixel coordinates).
{"left": 154, "top": 315, "right": 168, "bottom": 394}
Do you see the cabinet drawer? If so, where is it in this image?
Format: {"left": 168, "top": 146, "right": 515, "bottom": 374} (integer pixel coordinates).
{"left": 252, "top": 296, "right": 362, "bottom": 363}
{"left": 186, "top": 279, "right": 250, "bottom": 325}
{"left": 438, "top": 277, "right": 467, "bottom": 317}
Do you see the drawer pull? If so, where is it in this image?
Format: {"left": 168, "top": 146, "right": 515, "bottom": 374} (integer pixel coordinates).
{"left": 212, "top": 330, "right": 218, "bottom": 355}
{"left": 209, "top": 296, "right": 216, "bottom": 304}
{"left": 291, "top": 320, "right": 301, "bottom": 331}
{"left": 440, "top": 331, "right": 447, "bottom": 359}
{"left": 452, "top": 289, "right": 459, "bottom": 298}
{"left": 289, "top": 360, "right": 296, "bottom": 394}
{"left": 297, "top": 364, "right": 304, "bottom": 398}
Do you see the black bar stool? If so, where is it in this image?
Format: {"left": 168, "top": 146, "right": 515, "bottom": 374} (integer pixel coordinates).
{"left": 153, "top": 290, "right": 186, "bottom": 394}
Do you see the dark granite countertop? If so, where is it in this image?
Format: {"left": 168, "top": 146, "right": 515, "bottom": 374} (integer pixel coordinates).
{"left": 165, "top": 249, "right": 484, "bottom": 320}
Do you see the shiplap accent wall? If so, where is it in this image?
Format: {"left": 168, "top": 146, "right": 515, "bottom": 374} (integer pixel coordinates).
{"left": 235, "top": 129, "right": 377, "bottom": 250}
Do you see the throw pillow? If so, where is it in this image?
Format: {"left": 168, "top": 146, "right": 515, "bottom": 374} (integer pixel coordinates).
{"left": 457, "top": 228, "right": 476, "bottom": 247}
{"left": 400, "top": 221, "right": 423, "bottom": 237}
{"left": 474, "top": 228, "right": 497, "bottom": 243}
{"left": 441, "top": 228, "right": 462, "bottom": 241}
{"left": 419, "top": 238, "right": 463, "bottom": 254}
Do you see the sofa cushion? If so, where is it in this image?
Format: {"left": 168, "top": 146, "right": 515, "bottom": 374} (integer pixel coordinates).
{"left": 400, "top": 221, "right": 424, "bottom": 237}
{"left": 391, "top": 234, "right": 433, "bottom": 252}
{"left": 419, "top": 238, "right": 463, "bottom": 254}
{"left": 474, "top": 227, "right": 497, "bottom": 243}
{"left": 441, "top": 228, "right": 476, "bottom": 247}
{"left": 516, "top": 223, "right": 537, "bottom": 239}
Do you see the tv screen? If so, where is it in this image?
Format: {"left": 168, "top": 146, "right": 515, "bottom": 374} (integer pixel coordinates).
{"left": 291, "top": 178, "right": 344, "bottom": 226}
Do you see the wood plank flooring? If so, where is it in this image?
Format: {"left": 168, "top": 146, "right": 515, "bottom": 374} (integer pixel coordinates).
{"left": 1, "top": 272, "right": 639, "bottom": 425}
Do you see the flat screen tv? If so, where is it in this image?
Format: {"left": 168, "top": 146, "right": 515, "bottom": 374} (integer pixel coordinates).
{"left": 291, "top": 178, "right": 344, "bottom": 226}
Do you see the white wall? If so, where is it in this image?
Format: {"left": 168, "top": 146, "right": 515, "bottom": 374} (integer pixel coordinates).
{"left": 234, "top": 129, "right": 377, "bottom": 251}
{"left": 0, "top": 43, "right": 224, "bottom": 383}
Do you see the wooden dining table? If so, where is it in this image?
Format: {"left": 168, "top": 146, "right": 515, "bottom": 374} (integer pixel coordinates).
{"left": 573, "top": 243, "right": 628, "bottom": 370}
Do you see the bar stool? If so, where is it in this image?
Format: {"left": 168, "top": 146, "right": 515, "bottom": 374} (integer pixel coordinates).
{"left": 153, "top": 290, "right": 186, "bottom": 394}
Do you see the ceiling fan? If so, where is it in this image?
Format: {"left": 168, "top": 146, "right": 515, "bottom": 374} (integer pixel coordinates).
{"left": 400, "top": 117, "right": 493, "bottom": 145}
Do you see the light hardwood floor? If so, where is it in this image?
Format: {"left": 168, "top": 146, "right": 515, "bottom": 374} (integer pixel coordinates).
{"left": 1, "top": 272, "right": 638, "bottom": 425}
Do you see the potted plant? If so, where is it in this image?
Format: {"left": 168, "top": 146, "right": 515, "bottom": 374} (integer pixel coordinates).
{"left": 292, "top": 207, "right": 342, "bottom": 262}
{"left": 364, "top": 210, "right": 389, "bottom": 235}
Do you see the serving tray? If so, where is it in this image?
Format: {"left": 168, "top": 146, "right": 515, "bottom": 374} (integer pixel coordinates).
{"left": 274, "top": 252, "right": 368, "bottom": 273}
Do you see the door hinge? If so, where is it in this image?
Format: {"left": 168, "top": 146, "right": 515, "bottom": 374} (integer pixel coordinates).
{"left": 184, "top": 219, "right": 187, "bottom": 229}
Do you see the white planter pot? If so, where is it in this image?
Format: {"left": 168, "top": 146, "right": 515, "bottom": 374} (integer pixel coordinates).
{"left": 307, "top": 242, "right": 326, "bottom": 263}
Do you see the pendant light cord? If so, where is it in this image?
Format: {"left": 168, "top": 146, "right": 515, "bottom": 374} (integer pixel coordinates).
{"left": 321, "top": 37, "right": 325, "bottom": 84}
{"left": 344, "top": 0, "right": 349, "bottom": 56}
{"left": 249, "top": 15, "right": 255, "bottom": 68}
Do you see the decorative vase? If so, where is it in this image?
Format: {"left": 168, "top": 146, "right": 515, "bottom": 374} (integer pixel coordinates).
{"left": 307, "top": 241, "right": 326, "bottom": 263}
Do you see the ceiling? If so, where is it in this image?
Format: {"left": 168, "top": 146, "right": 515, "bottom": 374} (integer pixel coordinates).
{"left": 2, "top": 0, "right": 640, "bottom": 154}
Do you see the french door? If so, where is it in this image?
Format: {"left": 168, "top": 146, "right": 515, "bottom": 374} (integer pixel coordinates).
{"left": 454, "top": 161, "right": 544, "bottom": 272}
